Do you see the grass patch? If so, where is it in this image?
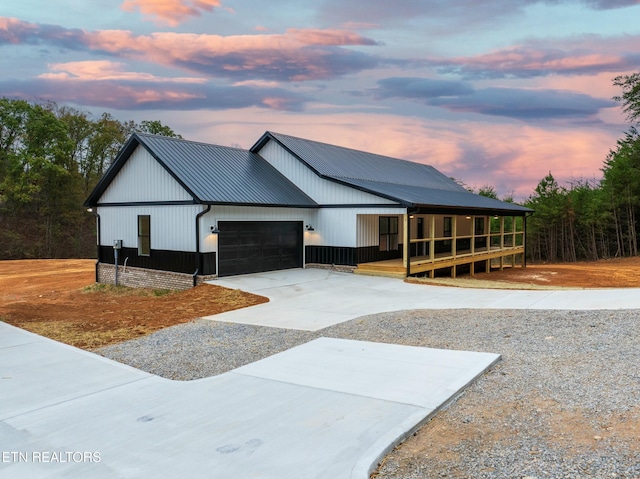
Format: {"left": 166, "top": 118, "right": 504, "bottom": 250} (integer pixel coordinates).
{"left": 82, "top": 283, "right": 174, "bottom": 297}
{"left": 13, "top": 319, "right": 154, "bottom": 350}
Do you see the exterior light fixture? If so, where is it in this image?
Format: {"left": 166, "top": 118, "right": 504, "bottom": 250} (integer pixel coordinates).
{"left": 305, "top": 224, "right": 315, "bottom": 231}
{"left": 210, "top": 225, "right": 220, "bottom": 234}
{"left": 465, "top": 215, "right": 472, "bottom": 220}
{"left": 86, "top": 208, "right": 93, "bottom": 213}
{"left": 494, "top": 215, "right": 499, "bottom": 219}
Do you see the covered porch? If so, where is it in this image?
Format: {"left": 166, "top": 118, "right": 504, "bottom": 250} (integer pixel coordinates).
{"left": 355, "top": 212, "right": 527, "bottom": 279}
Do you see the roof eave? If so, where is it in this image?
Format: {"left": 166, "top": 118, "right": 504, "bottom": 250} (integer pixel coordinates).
{"left": 83, "top": 134, "right": 141, "bottom": 207}
{"left": 202, "top": 200, "right": 318, "bottom": 208}
{"left": 249, "top": 131, "right": 272, "bottom": 153}
{"left": 83, "top": 133, "right": 203, "bottom": 207}
{"left": 134, "top": 134, "right": 202, "bottom": 203}
{"left": 412, "top": 204, "right": 533, "bottom": 216}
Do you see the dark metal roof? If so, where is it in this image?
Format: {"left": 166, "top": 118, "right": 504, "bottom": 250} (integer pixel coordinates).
{"left": 252, "top": 131, "right": 532, "bottom": 214}
{"left": 337, "top": 179, "right": 532, "bottom": 214}
{"left": 85, "top": 133, "right": 317, "bottom": 207}
{"left": 253, "top": 131, "right": 464, "bottom": 190}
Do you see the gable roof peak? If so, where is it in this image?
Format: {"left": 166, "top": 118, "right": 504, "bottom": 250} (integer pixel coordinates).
{"left": 253, "top": 130, "right": 465, "bottom": 192}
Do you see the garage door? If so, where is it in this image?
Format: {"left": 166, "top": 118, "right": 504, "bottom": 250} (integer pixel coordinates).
{"left": 218, "top": 221, "right": 303, "bottom": 277}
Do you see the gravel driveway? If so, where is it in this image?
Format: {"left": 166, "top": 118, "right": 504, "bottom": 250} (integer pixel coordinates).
{"left": 96, "top": 308, "right": 640, "bottom": 478}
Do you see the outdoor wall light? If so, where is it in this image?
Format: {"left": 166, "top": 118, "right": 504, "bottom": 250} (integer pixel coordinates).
{"left": 305, "top": 224, "right": 315, "bottom": 231}
{"left": 86, "top": 208, "right": 93, "bottom": 213}
{"left": 465, "top": 215, "right": 472, "bottom": 220}
{"left": 210, "top": 225, "right": 220, "bottom": 234}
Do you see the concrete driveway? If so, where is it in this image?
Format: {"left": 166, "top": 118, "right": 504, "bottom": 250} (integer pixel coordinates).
{"left": 206, "top": 267, "right": 640, "bottom": 331}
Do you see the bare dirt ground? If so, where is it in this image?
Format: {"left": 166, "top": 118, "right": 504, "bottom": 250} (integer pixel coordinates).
{"left": 409, "top": 256, "right": 640, "bottom": 289}
{"left": 0, "top": 259, "right": 267, "bottom": 349}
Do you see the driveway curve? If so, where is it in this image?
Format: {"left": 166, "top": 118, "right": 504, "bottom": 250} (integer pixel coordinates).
{"left": 206, "top": 268, "right": 640, "bottom": 331}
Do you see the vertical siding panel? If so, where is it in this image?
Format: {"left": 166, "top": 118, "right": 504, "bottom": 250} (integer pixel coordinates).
{"left": 98, "top": 205, "right": 200, "bottom": 252}
{"left": 259, "top": 141, "right": 397, "bottom": 206}
{"left": 355, "top": 211, "right": 406, "bottom": 247}
{"left": 100, "top": 146, "right": 192, "bottom": 203}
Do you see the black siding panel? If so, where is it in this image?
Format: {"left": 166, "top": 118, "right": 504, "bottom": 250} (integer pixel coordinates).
{"left": 355, "top": 245, "right": 403, "bottom": 264}
{"left": 306, "top": 246, "right": 356, "bottom": 266}
{"left": 200, "top": 253, "right": 216, "bottom": 275}
{"left": 305, "top": 245, "right": 404, "bottom": 266}
{"left": 99, "top": 246, "right": 216, "bottom": 275}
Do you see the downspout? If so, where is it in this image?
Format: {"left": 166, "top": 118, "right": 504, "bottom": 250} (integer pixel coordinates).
{"left": 194, "top": 204, "right": 212, "bottom": 287}
{"left": 114, "top": 247, "right": 119, "bottom": 286}
{"left": 87, "top": 208, "right": 101, "bottom": 283}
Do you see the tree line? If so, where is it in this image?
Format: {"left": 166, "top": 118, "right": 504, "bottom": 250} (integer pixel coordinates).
{"left": 0, "top": 99, "right": 179, "bottom": 259}
{"left": 1, "top": 72, "right": 639, "bottom": 263}
{"left": 522, "top": 73, "right": 640, "bottom": 262}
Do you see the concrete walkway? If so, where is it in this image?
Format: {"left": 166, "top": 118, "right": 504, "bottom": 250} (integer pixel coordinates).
{"left": 206, "top": 268, "right": 640, "bottom": 331}
{"left": 0, "top": 322, "right": 499, "bottom": 479}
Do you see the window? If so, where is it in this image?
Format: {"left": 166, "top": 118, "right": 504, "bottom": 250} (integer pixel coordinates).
{"left": 443, "top": 217, "right": 452, "bottom": 237}
{"left": 138, "top": 215, "right": 150, "bottom": 256}
{"left": 474, "top": 217, "right": 485, "bottom": 236}
{"left": 379, "top": 216, "right": 399, "bottom": 251}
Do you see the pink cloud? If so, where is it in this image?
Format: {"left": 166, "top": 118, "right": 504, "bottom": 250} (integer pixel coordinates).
{"left": 38, "top": 60, "right": 206, "bottom": 83}
{"left": 451, "top": 46, "right": 622, "bottom": 75}
{"left": 288, "top": 28, "right": 379, "bottom": 46}
{"left": 0, "top": 17, "right": 37, "bottom": 43}
{"left": 433, "top": 34, "right": 640, "bottom": 79}
{"left": 0, "top": 18, "right": 380, "bottom": 81}
{"left": 121, "top": 0, "right": 222, "bottom": 26}
{"left": 233, "top": 79, "right": 281, "bottom": 88}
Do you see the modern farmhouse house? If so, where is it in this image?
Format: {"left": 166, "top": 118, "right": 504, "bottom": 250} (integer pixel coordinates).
{"left": 84, "top": 131, "right": 532, "bottom": 289}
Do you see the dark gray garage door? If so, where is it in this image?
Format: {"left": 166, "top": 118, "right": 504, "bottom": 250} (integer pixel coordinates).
{"left": 218, "top": 221, "right": 303, "bottom": 277}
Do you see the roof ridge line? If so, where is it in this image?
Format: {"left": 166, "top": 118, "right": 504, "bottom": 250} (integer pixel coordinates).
{"left": 136, "top": 133, "right": 250, "bottom": 152}
{"left": 267, "top": 131, "right": 436, "bottom": 169}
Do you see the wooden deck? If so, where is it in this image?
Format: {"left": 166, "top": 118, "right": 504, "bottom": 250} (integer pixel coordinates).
{"left": 355, "top": 246, "right": 525, "bottom": 278}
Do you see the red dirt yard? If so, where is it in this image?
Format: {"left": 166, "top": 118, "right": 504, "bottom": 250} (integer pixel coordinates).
{"left": 469, "top": 256, "right": 640, "bottom": 288}
{"left": 0, "top": 259, "right": 267, "bottom": 349}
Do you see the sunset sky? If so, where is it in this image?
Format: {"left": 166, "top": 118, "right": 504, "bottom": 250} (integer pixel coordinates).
{"left": 1, "top": 0, "right": 639, "bottom": 199}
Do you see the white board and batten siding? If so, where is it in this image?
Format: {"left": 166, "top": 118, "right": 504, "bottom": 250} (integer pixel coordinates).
{"left": 97, "top": 145, "right": 200, "bottom": 252}
{"left": 357, "top": 212, "right": 408, "bottom": 248}
{"left": 99, "top": 205, "right": 202, "bottom": 252}
{"left": 258, "top": 140, "right": 398, "bottom": 206}
{"left": 99, "top": 145, "right": 193, "bottom": 203}
{"left": 316, "top": 208, "right": 403, "bottom": 248}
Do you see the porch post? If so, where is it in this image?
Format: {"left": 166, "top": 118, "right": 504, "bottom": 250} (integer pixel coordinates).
{"left": 524, "top": 213, "right": 529, "bottom": 269}
{"left": 499, "top": 216, "right": 505, "bottom": 271}
{"left": 451, "top": 216, "right": 457, "bottom": 278}
{"left": 471, "top": 216, "right": 475, "bottom": 255}
{"left": 403, "top": 212, "right": 410, "bottom": 276}
{"left": 429, "top": 214, "right": 435, "bottom": 278}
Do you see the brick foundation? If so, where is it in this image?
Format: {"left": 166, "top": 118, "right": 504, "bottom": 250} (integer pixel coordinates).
{"left": 305, "top": 263, "right": 356, "bottom": 274}
{"left": 97, "top": 263, "right": 216, "bottom": 290}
